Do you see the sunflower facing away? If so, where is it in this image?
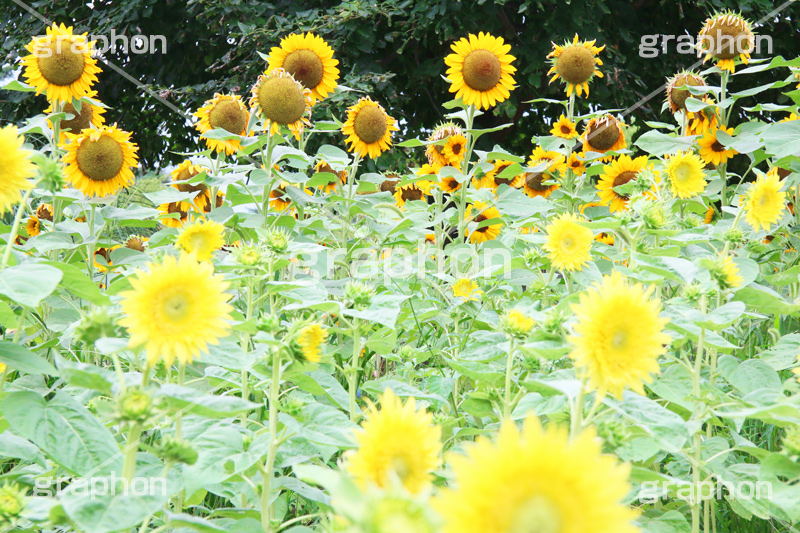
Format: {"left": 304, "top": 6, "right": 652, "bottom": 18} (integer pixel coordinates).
{"left": 344, "top": 388, "right": 441, "bottom": 494}
{"left": 569, "top": 270, "right": 670, "bottom": 399}
{"left": 444, "top": 32, "right": 516, "bottom": 110}
{"left": 394, "top": 182, "right": 428, "bottom": 209}
{"left": 176, "top": 219, "right": 225, "bottom": 261}
{"left": 93, "top": 245, "right": 120, "bottom": 273}
{"left": 194, "top": 94, "right": 251, "bottom": 155}
{"left": 666, "top": 151, "right": 707, "bottom": 199}
{"left": 432, "top": 417, "right": 639, "bottom": 533}
{"left": 550, "top": 115, "right": 578, "bottom": 139}
{"left": 582, "top": 115, "right": 626, "bottom": 160}
{"left": 716, "top": 256, "right": 743, "bottom": 289}
{"left": 698, "top": 126, "right": 738, "bottom": 166}
{"left": 170, "top": 160, "right": 212, "bottom": 210}
{"left": 61, "top": 124, "right": 139, "bottom": 198}
{"left": 267, "top": 33, "right": 339, "bottom": 103}
{"left": 125, "top": 235, "right": 148, "bottom": 252}
{"left": 596, "top": 155, "right": 650, "bottom": 212}
{"left": 665, "top": 72, "right": 706, "bottom": 114}
{"left": 543, "top": 213, "right": 594, "bottom": 271}
{"left": 250, "top": 69, "right": 313, "bottom": 139}
{"left": 158, "top": 201, "right": 193, "bottom": 228}
{"left": 547, "top": 34, "right": 605, "bottom": 98}
{"left": 466, "top": 201, "right": 502, "bottom": 244}
{"left": 742, "top": 170, "right": 786, "bottom": 232}
{"left": 426, "top": 122, "right": 464, "bottom": 171}
{"left": 119, "top": 253, "right": 233, "bottom": 367}
{"left": 22, "top": 23, "right": 102, "bottom": 103}
{"left": 342, "top": 97, "right": 399, "bottom": 159}
{"left": 453, "top": 278, "right": 481, "bottom": 301}
{"left": 296, "top": 324, "right": 328, "bottom": 363}
{"left": 46, "top": 90, "right": 106, "bottom": 143}
{"left": 523, "top": 147, "right": 567, "bottom": 198}
{"left": 698, "top": 12, "right": 755, "bottom": 73}
{"left": 0, "top": 125, "right": 36, "bottom": 212}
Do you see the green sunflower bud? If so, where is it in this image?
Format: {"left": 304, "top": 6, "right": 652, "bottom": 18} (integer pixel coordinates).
{"left": 681, "top": 282, "right": 705, "bottom": 303}
{"left": 156, "top": 437, "right": 198, "bottom": 465}
{"left": 33, "top": 153, "right": 65, "bottom": 192}
{"left": 541, "top": 308, "right": 568, "bottom": 335}
{"left": 116, "top": 387, "right": 153, "bottom": 424}
{"left": 257, "top": 313, "right": 282, "bottom": 335}
{"left": 263, "top": 228, "right": 290, "bottom": 254}
{"left": 596, "top": 418, "right": 630, "bottom": 450}
{"left": 74, "top": 307, "right": 118, "bottom": 346}
{"left": 684, "top": 213, "right": 704, "bottom": 228}
{"left": 344, "top": 281, "right": 375, "bottom": 309}
{"left": 724, "top": 227, "right": 745, "bottom": 245}
{"left": 0, "top": 482, "right": 27, "bottom": 522}
{"left": 236, "top": 242, "right": 265, "bottom": 267}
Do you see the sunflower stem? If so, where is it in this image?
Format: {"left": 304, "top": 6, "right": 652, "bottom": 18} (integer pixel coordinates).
{"left": 261, "top": 347, "right": 283, "bottom": 533}
{"left": 1, "top": 187, "right": 34, "bottom": 270}
{"left": 261, "top": 134, "right": 278, "bottom": 228}
{"left": 567, "top": 93, "right": 576, "bottom": 123}
{"left": 570, "top": 380, "right": 586, "bottom": 438}
{"left": 690, "top": 293, "right": 707, "bottom": 533}
{"left": 348, "top": 320, "right": 362, "bottom": 423}
{"left": 503, "top": 339, "right": 516, "bottom": 419}
{"left": 457, "top": 105, "right": 477, "bottom": 243}
{"left": 122, "top": 423, "right": 143, "bottom": 482}
{"left": 87, "top": 203, "right": 97, "bottom": 276}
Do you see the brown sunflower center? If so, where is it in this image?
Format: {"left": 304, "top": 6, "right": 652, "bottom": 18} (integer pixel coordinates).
{"left": 586, "top": 118, "right": 620, "bottom": 150}
{"left": 451, "top": 141, "right": 463, "bottom": 155}
{"left": 380, "top": 177, "right": 399, "bottom": 193}
{"left": 711, "top": 140, "right": 725, "bottom": 152}
{"left": 62, "top": 101, "right": 94, "bottom": 134}
{"left": 494, "top": 164, "right": 513, "bottom": 185}
{"left": 37, "top": 39, "right": 86, "bottom": 86}
{"left": 174, "top": 167, "right": 208, "bottom": 194}
{"left": 462, "top": 49, "right": 502, "bottom": 92}
{"left": 257, "top": 77, "right": 307, "bottom": 125}
{"left": 777, "top": 167, "right": 791, "bottom": 180}
{"left": 401, "top": 186, "right": 423, "bottom": 202}
{"left": 203, "top": 192, "right": 224, "bottom": 213}
{"left": 556, "top": 45, "right": 596, "bottom": 85}
{"left": 125, "top": 237, "right": 146, "bottom": 252}
{"left": 94, "top": 248, "right": 112, "bottom": 264}
{"left": 701, "top": 19, "right": 752, "bottom": 59}
{"left": 76, "top": 134, "right": 124, "bottom": 182}
{"left": 561, "top": 124, "right": 572, "bottom": 134}
{"left": 353, "top": 105, "right": 388, "bottom": 144}
{"left": 525, "top": 172, "right": 549, "bottom": 191}
{"left": 167, "top": 202, "right": 188, "bottom": 219}
{"left": 612, "top": 171, "right": 637, "bottom": 199}
{"left": 209, "top": 100, "right": 248, "bottom": 134}
{"left": 37, "top": 205, "right": 53, "bottom": 222}
{"left": 282, "top": 49, "right": 324, "bottom": 90}
{"left": 669, "top": 74, "right": 704, "bottom": 111}
{"left": 474, "top": 212, "right": 489, "bottom": 233}
{"left": 273, "top": 186, "right": 288, "bottom": 200}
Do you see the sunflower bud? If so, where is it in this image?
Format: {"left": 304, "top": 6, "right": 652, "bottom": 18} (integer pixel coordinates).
{"left": 520, "top": 354, "right": 542, "bottom": 373}
{"left": 263, "top": 228, "right": 290, "bottom": 254}
{"left": 710, "top": 256, "right": 743, "bottom": 290}
{"left": 684, "top": 213, "right": 704, "bottom": 228}
{"left": 782, "top": 426, "right": 800, "bottom": 459}
{"left": 34, "top": 153, "right": 65, "bottom": 192}
{"left": 74, "top": 307, "right": 118, "bottom": 345}
{"left": 344, "top": 281, "right": 375, "bottom": 310}
{"left": 397, "top": 345, "right": 416, "bottom": 360}
{"left": 116, "top": 388, "right": 153, "bottom": 424}
{"left": 156, "top": 437, "right": 198, "bottom": 465}
{"left": 235, "top": 242, "right": 265, "bottom": 267}
{"left": 681, "top": 282, "right": 706, "bottom": 303}
{"left": 541, "top": 308, "right": 568, "bottom": 335}
{"left": 257, "top": 313, "right": 282, "bottom": 335}
{"left": 596, "top": 419, "right": 630, "bottom": 450}
{"left": 0, "top": 482, "right": 27, "bottom": 523}
{"left": 724, "top": 227, "right": 745, "bottom": 245}
{"left": 499, "top": 309, "right": 535, "bottom": 339}
{"left": 280, "top": 396, "right": 305, "bottom": 418}
{"left": 640, "top": 201, "right": 670, "bottom": 230}
{"left": 523, "top": 247, "right": 541, "bottom": 268}
{"left": 613, "top": 209, "right": 634, "bottom": 225}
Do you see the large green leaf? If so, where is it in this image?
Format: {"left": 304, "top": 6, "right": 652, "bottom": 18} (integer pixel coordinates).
{"left": 0, "top": 263, "right": 63, "bottom": 307}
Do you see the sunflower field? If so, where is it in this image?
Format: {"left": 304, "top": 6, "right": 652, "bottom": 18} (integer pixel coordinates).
{"left": 2, "top": 6, "right": 800, "bottom": 533}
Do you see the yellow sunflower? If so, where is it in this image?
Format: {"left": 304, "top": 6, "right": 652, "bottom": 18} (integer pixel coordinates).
{"left": 441, "top": 134, "right": 468, "bottom": 166}
{"left": 250, "top": 69, "right": 312, "bottom": 139}
{"left": 93, "top": 245, "right": 120, "bottom": 273}
{"left": 426, "top": 122, "right": 463, "bottom": 171}
{"left": 698, "top": 12, "right": 754, "bottom": 73}
{"left": 547, "top": 34, "right": 605, "bottom": 98}
{"left": 780, "top": 113, "right": 800, "bottom": 123}
{"left": 439, "top": 175, "right": 461, "bottom": 193}
{"left": 665, "top": 72, "right": 706, "bottom": 114}
{"left": 433, "top": 418, "right": 639, "bottom": 533}
{"left": 25, "top": 216, "right": 41, "bottom": 237}
{"left": 202, "top": 191, "right": 225, "bottom": 214}
{"left": 194, "top": 94, "right": 251, "bottom": 156}
{"left": 666, "top": 151, "right": 707, "bottom": 198}
{"left": 296, "top": 324, "right": 328, "bottom": 363}
{"left": 170, "top": 160, "right": 212, "bottom": 210}
{"left": 596, "top": 155, "right": 650, "bottom": 212}
{"left": 705, "top": 205, "right": 717, "bottom": 224}
{"left": 742, "top": 170, "right": 786, "bottom": 232}
{"left": 344, "top": 388, "right": 441, "bottom": 494}
{"left": 480, "top": 160, "right": 524, "bottom": 190}
{"left": 582, "top": 115, "right": 626, "bottom": 160}
{"left": 158, "top": 201, "right": 193, "bottom": 228}
{"left": 175, "top": 219, "right": 225, "bottom": 261}
{"left": 466, "top": 201, "right": 502, "bottom": 244}
{"left": 61, "top": 124, "right": 139, "bottom": 198}
{"left": 716, "top": 256, "right": 743, "bottom": 289}
{"left": 342, "top": 97, "right": 399, "bottom": 159}
{"left": 119, "top": 253, "right": 234, "bottom": 367}
{"left": 698, "top": 126, "right": 738, "bottom": 166}
{"left": 45, "top": 90, "right": 106, "bottom": 143}
{"left": 0, "top": 125, "right": 36, "bottom": 212}
{"left": 569, "top": 270, "right": 670, "bottom": 399}
{"left": 22, "top": 23, "right": 101, "bottom": 103}
{"left": 543, "top": 213, "right": 594, "bottom": 271}
{"left": 453, "top": 278, "right": 481, "bottom": 301}
{"left": 444, "top": 32, "right": 516, "bottom": 110}
{"left": 267, "top": 32, "right": 340, "bottom": 103}
{"left": 550, "top": 114, "right": 579, "bottom": 139}
{"left": 269, "top": 181, "right": 310, "bottom": 211}
{"left": 522, "top": 147, "right": 566, "bottom": 198}
{"left": 596, "top": 232, "right": 615, "bottom": 245}
{"left": 314, "top": 160, "right": 348, "bottom": 193}
{"left": 394, "top": 182, "right": 429, "bottom": 209}
{"left": 567, "top": 151, "right": 586, "bottom": 175}
{"left": 686, "top": 96, "right": 719, "bottom": 136}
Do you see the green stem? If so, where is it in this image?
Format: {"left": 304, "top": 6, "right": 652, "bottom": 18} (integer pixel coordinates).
{"left": 571, "top": 381, "right": 586, "bottom": 438}
{"left": 261, "top": 348, "right": 283, "bottom": 533}
{"left": 122, "top": 423, "right": 143, "bottom": 481}
{"left": 503, "top": 340, "right": 516, "bottom": 419}
{"left": 457, "top": 105, "right": 477, "bottom": 243}
{"left": 348, "top": 320, "right": 361, "bottom": 423}
{"left": 1, "top": 188, "right": 34, "bottom": 270}
{"left": 691, "top": 294, "right": 707, "bottom": 533}
{"left": 261, "top": 135, "right": 278, "bottom": 227}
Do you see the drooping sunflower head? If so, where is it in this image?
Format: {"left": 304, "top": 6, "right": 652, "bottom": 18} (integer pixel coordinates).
{"left": 46, "top": 90, "right": 107, "bottom": 143}
{"left": 698, "top": 126, "right": 738, "bottom": 167}
{"left": 596, "top": 154, "right": 651, "bottom": 212}
{"left": 22, "top": 23, "right": 102, "bottom": 102}
{"left": 194, "top": 93, "right": 251, "bottom": 155}
{"left": 743, "top": 170, "right": 786, "bottom": 232}
{"left": 444, "top": 32, "right": 516, "bottom": 110}
{"left": 0, "top": 125, "right": 36, "bottom": 213}
{"left": 314, "top": 160, "right": 348, "bottom": 193}
{"left": 175, "top": 219, "right": 225, "bottom": 261}
{"left": 466, "top": 201, "right": 502, "bottom": 244}
{"left": 342, "top": 97, "right": 399, "bottom": 159}
{"left": 394, "top": 182, "right": 428, "bottom": 209}
{"left": 250, "top": 69, "right": 313, "bottom": 139}
{"left": 547, "top": 34, "right": 605, "bottom": 98}
{"left": 666, "top": 151, "right": 707, "bottom": 199}
{"left": 267, "top": 32, "right": 340, "bottom": 103}
{"left": 698, "top": 11, "right": 755, "bottom": 73}
{"left": 125, "top": 235, "right": 148, "bottom": 252}
{"left": 583, "top": 115, "right": 626, "bottom": 159}
{"left": 295, "top": 323, "right": 328, "bottom": 363}
{"left": 522, "top": 147, "right": 566, "bottom": 198}
{"left": 551, "top": 114, "right": 578, "bottom": 139}
{"left": 426, "top": 122, "right": 464, "bottom": 170}
{"left": 170, "top": 160, "right": 212, "bottom": 210}
{"left": 543, "top": 213, "right": 594, "bottom": 272}
{"left": 344, "top": 388, "right": 441, "bottom": 494}
{"left": 666, "top": 71, "right": 706, "bottom": 113}
{"left": 158, "top": 201, "right": 193, "bottom": 228}
{"left": 61, "top": 124, "right": 139, "bottom": 198}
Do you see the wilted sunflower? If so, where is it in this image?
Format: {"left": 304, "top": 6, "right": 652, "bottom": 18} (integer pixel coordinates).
{"left": 433, "top": 418, "right": 639, "bottom": 533}
{"left": 569, "top": 270, "right": 670, "bottom": 399}
{"left": 267, "top": 33, "right": 340, "bottom": 103}
{"left": 666, "top": 72, "right": 706, "bottom": 113}
{"left": 453, "top": 278, "right": 481, "bottom": 300}
{"left": 25, "top": 216, "right": 41, "bottom": 237}
{"left": 119, "top": 253, "right": 233, "bottom": 367}
{"left": 296, "top": 324, "right": 328, "bottom": 363}
{"left": 522, "top": 147, "right": 566, "bottom": 198}
{"left": 742, "top": 170, "right": 786, "bottom": 232}
{"left": 567, "top": 151, "right": 587, "bottom": 176}
{"left": 345, "top": 388, "right": 441, "bottom": 494}
{"left": 596, "top": 155, "right": 650, "bottom": 212}
{"left": 158, "top": 201, "right": 193, "bottom": 228}
{"left": 93, "top": 245, "right": 120, "bottom": 273}
{"left": 543, "top": 213, "right": 594, "bottom": 271}
{"left": 444, "top": 32, "right": 516, "bottom": 110}
{"left": 124, "top": 235, "right": 148, "bottom": 252}
{"left": 698, "top": 12, "right": 754, "bottom": 73}
{"left": 250, "top": 69, "right": 312, "bottom": 139}
{"left": 698, "top": 126, "right": 738, "bottom": 166}
{"left": 686, "top": 96, "right": 719, "bottom": 136}
{"left": 666, "top": 151, "right": 707, "bottom": 199}
{"left": 480, "top": 160, "right": 523, "bottom": 190}
{"left": 582, "top": 115, "right": 626, "bottom": 160}
{"left": 46, "top": 90, "right": 106, "bottom": 143}
{"left": 342, "top": 97, "right": 398, "bottom": 159}
{"left": 426, "top": 122, "right": 464, "bottom": 171}
{"left": 61, "top": 124, "right": 138, "bottom": 198}
{"left": 466, "top": 201, "right": 502, "bottom": 244}
{"left": 176, "top": 219, "right": 225, "bottom": 261}
{"left": 22, "top": 23, "right": 102, "bottom": 102}
{"left": 314, "top": 160, "right": 348, "bottom": 193}
{"left": 547, "top": 34, "right": 605, "bottom": 98}
{"left": 194, "top": 94, "right": 251, "bottom": 155}
{"left": 0, "top": 125, "right": 36, "bottom": 213}
{"left": 170, "top": 160, "right": 212, "bottom": 210}
{"left": 550, "top": 114, "right": 578, "bottom": 139}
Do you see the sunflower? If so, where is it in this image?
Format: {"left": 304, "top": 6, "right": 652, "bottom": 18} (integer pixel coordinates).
{"left": 170, "top": 160, "right": 212, "bottom": 210}
{"left": 269, "top": 181, "right": 310, "bottom": 211}
{"left": 0, "top": 125, "right": 36, "bottom": 213}
{"left": 543, "top": 213, "right": 594, "bottom": 271}
{"left": 175, "top": 219, "right": 225, "bottom": 261}
{"left": 780, "top": 113, "right": 800, "bottom": 123}
{"left": 569, "top": 270, "right": 670, "bottom": 399}
{"left": 194, "top": 94, "right": 251, "bottom": 156}
{"left": 158, "top": 201, "right": 193, "bottom": 228}
{"left": 698, "top": 126, "right": 738, "bottom": 166}
{"left": 705, "top": 205, "right": 717, "bottom": 224}
{"left": 480, "top": 160, "right": 524, "bottom": 190}
{"left": 394, "top": 182, "right": 428, "bottom": 209}
{"left": 466, "top": 202, "right": 502, "bottom": 244}
{"left": 45, "top": 90, "right": 106, "bottom": 143}
{"left": 452, "top": 278, "right": 481, "bottom": 300}
{"left": 582, "top": 115, "right": 626, "bottom": 160}
{"left": 124, "top": 235, "right": 148, "bottom": 252}
{"left": 314, "top": 160, "right": 348, "bottom": 193}
{"left": 698, "top": 12, "right": 754, "bottom": 73}
{"left": 567, "top": 151, "right": 586, "bottom": 175}
{"left": 296, "top": 324, "right": 328, "bottom": 363}
{"left": 119, "top": 253, "right": 233, "bottom": 367}
{"left": 715, "top": 256, "right": 743, "bottom": 289}
{"left": 432, "top": 418, "right": 639, "bottom": 533}
{"left": 742, "top": 170, "right": 786, "bottom": 232}
{"left": 267, "top": 33, "right": 339, "bottom": 103}
{"left": 500, "top": 309, "right": 535, "bottom": 338}
{"left": 22, "top": 23, "right": 102, "bottom": 103}
{"left": 441, "top": 134, "right": 468, "bottom": 166}
{"left": 596, "top": 232, "right": 615, "bottom": 245}
{"left": 93, "top": 245, "right": 120, "bottom": 273}
{"left": 61, "top": 124, "right": 139, "bottom": 198}
{"left": 547, "top": 34, "right": 605, "bottom": 98}
{"left": 344, "top": 388, "right": 441, "bottom": 494}
{"left": 250, "top": 69, "right": 312, "bottom": 139}
{"left": 444, "top": 32, "right": 516, "bottom": 110}
{"left": 439, "top": 175, "right": 461, "bottom": 193}
{"left": 426, "top": 122, "right": 463, "bottom": 170}
{"left": 666, "top": 151, "right": 707, "bottom": 198}
{"left": 665, "top": 72, "right": 706, "bottom": 114}
{"left": 202, "top": 191, "right": 225, "bottom": 214}
{"left": 25, "top": 216, "right": 41, "bottom": 237}
{"left": 523, "top": 147, "right": 566, "bottom": 198}
{"left": 342, "top": 97, "right": 398, "bottom": 159}
{"left": 686, "top": 97, "right": 719, "bottom": 136}
{"left": 596, "top": 155, "right": 650, "bottom": 212}
{"left": 550, "top": 114, "right": 579, "bottom": 139}
{"left": 34, "top": 203, "right": 53, "bottom": 222}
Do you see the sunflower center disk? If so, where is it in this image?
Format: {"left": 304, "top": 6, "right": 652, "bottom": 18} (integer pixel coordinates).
{"left": 353, "top": 106, "right": 388, "bottom": 144}
{"left": 611, "top": 328, "right": 629, "bottom": 351}
{"left": 556, "top": 45, "right": 596, "bottom": 85}
{"left": 37, "top": 39, "right": 86, "bottom": 86}
{"left": 525, "top": 172, "right": 548, "bottom": 191}
{"left": 168, "top": 202, "right": 188, "bottom": 219}
{"left": 258, "top": 77, "right": 307, "bottom": 125}
{"left": 126, "top": 237, "right": 145, "bottom": 251}
{"left": 76, "top": 134, "right": 124, "bottom": 182}
{"left": 283, "top": 49, "right": 324, "bottom": 90}
{"left": 587, "top": 120, "right": 620, "bottom": 150}
{"left": 175, "top": 168, "right": 208, "bottom": 194}
{"left": 462, "top": 49, "right": 502, "bottom": 92}
{"left": 613, "top": 171, "right": 637, "bottom": 199}
{"left": 163, "top": 293, "right": 190, "bottom": 322}
{"left": 62, "top": 101, "right": 93, "bottom": 134}
{"left": 508, "top": 495, "right": 561, "bottom": 533}
{"left": 389, "top": 455, "right": 413, "bottom": 482}
{"left": 209, "top": 100, "right": 248, "bottom": 134}
{"left": 562, "top": 235, "right": 574, "bottom": 249}
{"left": 401, "top": 187, "right": 423, "bottom": 202}
{"left": 711, "top": 140, "right": 725, "bottom": 152}
{"left": 703, "top": 21, "right": 750, "bottom": 59}
{"left": 669, "top": 75, "right": 704, "bottom": 111}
